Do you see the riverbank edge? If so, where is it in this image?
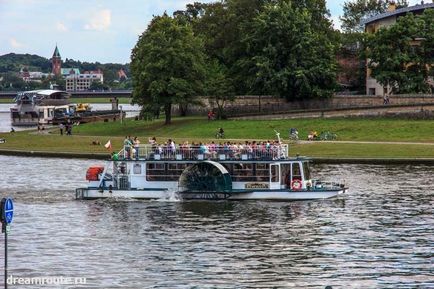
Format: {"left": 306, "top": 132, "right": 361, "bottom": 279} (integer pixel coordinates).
{"left": 1, "top": 149, "right": 434, "bottom": 164}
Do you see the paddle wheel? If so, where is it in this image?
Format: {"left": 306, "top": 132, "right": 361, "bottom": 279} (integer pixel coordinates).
{"left": 178, "top": 161, "right": 232, "bottom": 199}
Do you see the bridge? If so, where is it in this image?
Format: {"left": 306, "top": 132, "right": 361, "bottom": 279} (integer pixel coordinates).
{"left": 0, "top": 90, "right": 132, "bottom": 99}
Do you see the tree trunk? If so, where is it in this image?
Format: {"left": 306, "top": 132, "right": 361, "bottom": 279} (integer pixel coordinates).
{"left": 179, "top": 103, "right": 188, "bottom": 117}
{"left": 164, "top": 103, "right": 172, "bottom": 125}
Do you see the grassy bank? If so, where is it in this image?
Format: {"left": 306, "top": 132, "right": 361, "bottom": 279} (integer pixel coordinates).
{"left": 0, "top": 97, "right": 131, "bottom": 104}
{"left": 1, "top": 116, "right": 434, "bottom": 159}
{"left": 71, "top": 116, "right": 434, "bottom": 143}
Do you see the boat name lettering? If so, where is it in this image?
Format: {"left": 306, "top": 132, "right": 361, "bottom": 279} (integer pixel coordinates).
{"left": 245, "top": 183, "right": 269, "bottom": 189}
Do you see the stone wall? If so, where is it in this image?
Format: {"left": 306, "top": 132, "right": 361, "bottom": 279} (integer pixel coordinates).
{"left": 177, "top": 94, "right": 434, "bottom": 116}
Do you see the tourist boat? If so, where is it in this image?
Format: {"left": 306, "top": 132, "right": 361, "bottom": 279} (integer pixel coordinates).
{"left": 10, "top": 89, "right": 124, "bottom": 126}
{"left": 76, "top": 139, "right": 348, "bottom": 201}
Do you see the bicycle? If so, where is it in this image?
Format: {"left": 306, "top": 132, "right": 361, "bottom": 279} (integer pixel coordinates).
{"left": 319, "top": 131, "right": 337, "bottom": 141}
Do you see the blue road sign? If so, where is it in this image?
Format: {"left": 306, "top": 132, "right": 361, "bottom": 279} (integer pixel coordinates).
{"left": 3, "top": 198, "right": 13, "bottom": 224}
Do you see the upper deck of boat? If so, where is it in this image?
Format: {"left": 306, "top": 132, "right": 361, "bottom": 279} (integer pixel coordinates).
{"left": 117, "top": 144, "right": 309, "bottom": 163}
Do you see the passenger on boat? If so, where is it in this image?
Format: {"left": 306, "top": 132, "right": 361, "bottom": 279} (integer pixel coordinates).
{"left": 124, "top": 136, "right": 133, "bottom": 159}
{"left": 134, "top": 137, "right": 140, "bottom": 159}
{"left": 111, "top": 152, "right": 119, "bottom": 161}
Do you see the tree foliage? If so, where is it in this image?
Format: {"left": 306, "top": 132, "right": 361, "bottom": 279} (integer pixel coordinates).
{"left": 130, "top": 14, "right": 206, "bottom": 124}
{"left": 173, "top": 0, "right": 338, "bottom": 100}
{"left": 366, "top": 10, "right": 434, "bottom": 94}
{"left": 243, "top": 0, "right": 337, "bottom": 100}
{"left": 204, "top": 60, "right": 235, "bottom": 119}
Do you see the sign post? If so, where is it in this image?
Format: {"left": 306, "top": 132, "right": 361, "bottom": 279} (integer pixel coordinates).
{"left": 1, "top": 198, "right": 14, "bottom": 289}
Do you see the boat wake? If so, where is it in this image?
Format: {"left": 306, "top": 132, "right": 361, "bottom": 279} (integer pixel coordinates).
{"left": 157, "top": 189, "right": 181, "bottom": 202}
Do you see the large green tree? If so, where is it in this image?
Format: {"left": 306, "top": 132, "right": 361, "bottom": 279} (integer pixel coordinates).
{"left": 366, "top": 10, "right": 434, "bottom": 94}
{"left": 243, "top": 0, "right": 337, "bottom": 100}
{"left": 130, "top": 14, "right": 206, "bottom": 124}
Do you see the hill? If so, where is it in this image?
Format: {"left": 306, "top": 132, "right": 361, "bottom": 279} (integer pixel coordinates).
{"left": 0, "top": 53, "right": 51, "bottom": 73}
{"left": 0, "top": 53, "right": 132, "bottom": 90}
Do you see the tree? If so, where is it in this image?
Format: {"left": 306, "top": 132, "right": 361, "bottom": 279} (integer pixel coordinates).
{"left": 243, "top": 0, "right": 337, "bottom": 100}
{"left": 130, "top": 14, "right": 206, "bottom": 124}
{"left": 341, "top": 0, "right": 408, "bottom": 33}
{"left": 205, "top": 60, "right": 235, "bottom": 119}
{"left": 366, "top": 10, "right": 434, "bottom": 94}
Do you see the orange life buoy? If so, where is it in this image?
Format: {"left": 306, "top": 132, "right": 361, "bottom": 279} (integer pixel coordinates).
{"left": 291, "top": 179, "right": 302, "bottom": 190}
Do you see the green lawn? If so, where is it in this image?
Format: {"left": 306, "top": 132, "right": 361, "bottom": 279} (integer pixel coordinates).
{"left": 1, "top": 116, "right": 433, "bottom": 158}
{"left": 72, "top": 116, "right": 434, "bottom": 143}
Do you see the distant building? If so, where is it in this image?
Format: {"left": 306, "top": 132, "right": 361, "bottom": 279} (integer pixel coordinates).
{"left": 364, "top": 2, "right": 434, "bottom": 95}
{"left": 117, "top": 68, "right": 128, "bottom": 80}
{"left": 20, "top": 67, "right": 52, "bottom": 82}
{"left": 61, "top": 68, "right": 81, "bottom": 77}
{"left": 65, "top": 72, "right": 104, "bottom": 91}
{"left": 51, "top": 45, "right": 62, "bottom": 76}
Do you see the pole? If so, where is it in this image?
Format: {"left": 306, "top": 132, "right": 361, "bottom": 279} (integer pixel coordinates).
{"left": 120, "top": 105, "right": 123, "bottom": 124}
{"left": 4, "top": 224, "right": 7, "bottom": 289}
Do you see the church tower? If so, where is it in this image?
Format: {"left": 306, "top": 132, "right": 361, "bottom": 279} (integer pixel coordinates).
{"left": 51, "top": 45, "right": 61, "bottom": 76}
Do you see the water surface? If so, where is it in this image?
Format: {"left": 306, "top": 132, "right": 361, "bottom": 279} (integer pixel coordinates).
{"left": 0, "top": 155, "right": 433, "bottom": 288}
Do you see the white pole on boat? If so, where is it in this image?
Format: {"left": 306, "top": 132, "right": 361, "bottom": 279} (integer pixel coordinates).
{"left": 274, "top": 130, "right": 281, "bottom": 144}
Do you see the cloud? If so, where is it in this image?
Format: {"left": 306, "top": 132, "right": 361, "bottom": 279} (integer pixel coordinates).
{"left": 56, "top": 22, "right": 68, "bottom": 32}
{"left": 9, "top": 38, "right": 23, "bottom": 48}
{"left": 84, "top": 9, "right": 111, "bottom": 31}
{"left": 329, "top": 15, "right": 342, "bottom": 31}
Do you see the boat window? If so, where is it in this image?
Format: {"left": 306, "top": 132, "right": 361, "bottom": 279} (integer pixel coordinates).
{"left": 291, "top": 162, "right": 302, "bottom": 180}
{"left": 232, "top": 163, "right": 255, "bottom": 182}
{"left": 281, "top": 164, "right": 291, "bottom": 185}
{"left": 146, "top": 163, "right": 186, "bottom": 182}
{"left": 255, "top": 163, "right": 269, "bottom": 182}
{"left": 303, "top": 162, "right": 311, "bottom": 180}
{"left": 271, "top": 164, "right": 279, "bottom": 182}
{"left": 133, "top": 163, "right": 141, "bottom": 174}
{"left": 147, "top": 163, "right": 165, "bottom": 170}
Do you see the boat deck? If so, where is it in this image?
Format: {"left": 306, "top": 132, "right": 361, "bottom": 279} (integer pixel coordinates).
{"left": 118, "top": 144, "right": 302, "bottom": 162}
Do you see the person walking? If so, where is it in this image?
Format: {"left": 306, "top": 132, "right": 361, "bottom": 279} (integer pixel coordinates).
{"left": 59, "top": 123, "right": 65, "bottom": 135}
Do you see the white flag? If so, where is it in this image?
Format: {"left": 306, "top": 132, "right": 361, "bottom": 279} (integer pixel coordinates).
{"left": 104, "top": 140, "right": 112, "bottom": 150}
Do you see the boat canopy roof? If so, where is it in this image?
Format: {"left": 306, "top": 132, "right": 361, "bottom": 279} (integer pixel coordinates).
{"left": 15, "top": 89, "right": 71, "bottom": 103}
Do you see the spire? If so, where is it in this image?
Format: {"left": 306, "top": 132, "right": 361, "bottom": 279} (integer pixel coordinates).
{"left": 52, "top": 45, "right": 61, "bottom": 58}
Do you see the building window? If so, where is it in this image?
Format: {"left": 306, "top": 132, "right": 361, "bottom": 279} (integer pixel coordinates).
{"left": 368, "top": 88, "right": 376, "bottom": 95}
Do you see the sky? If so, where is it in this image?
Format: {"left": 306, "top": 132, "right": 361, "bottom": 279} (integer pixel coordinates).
{"left": 0, "top": 0, "right": 422, "bottom": 64}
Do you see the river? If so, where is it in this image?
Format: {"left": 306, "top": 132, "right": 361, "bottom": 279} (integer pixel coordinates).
{"left": 0, "top": 155, "right": 432, "bottom": 288}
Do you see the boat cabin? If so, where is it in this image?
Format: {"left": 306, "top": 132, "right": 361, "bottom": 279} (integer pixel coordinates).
{"left": 91, "top": 144, "right": 313, "bottom": 193}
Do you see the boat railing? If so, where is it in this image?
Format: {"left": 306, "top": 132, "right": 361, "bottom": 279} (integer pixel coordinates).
{"left": 118, "top": 144, "right": 288, "bottom": 161}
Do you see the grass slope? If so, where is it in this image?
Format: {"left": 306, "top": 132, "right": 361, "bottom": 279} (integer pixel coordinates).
{"left": 1, "top": 116, "right": 433, "bottom": 158}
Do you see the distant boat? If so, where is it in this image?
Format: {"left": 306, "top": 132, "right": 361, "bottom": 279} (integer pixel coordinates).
{"left": 10, "top": 89, "right": 124, "bottom": 126}
{"left": 10, "top": 89, "right": 72, "bottom": 126}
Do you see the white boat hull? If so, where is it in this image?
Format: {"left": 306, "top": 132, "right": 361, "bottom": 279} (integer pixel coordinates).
{"left": 76, "top": 187, "right": 347, "bottom": 201}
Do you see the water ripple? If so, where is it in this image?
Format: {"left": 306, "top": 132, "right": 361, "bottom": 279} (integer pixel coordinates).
{"left": 0, "top": 156, "right": 433, "bottom": 288}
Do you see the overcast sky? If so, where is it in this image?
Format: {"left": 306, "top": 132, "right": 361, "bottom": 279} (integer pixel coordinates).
{"left": 0, "top": 0, "right": 422, "bottom": 64}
